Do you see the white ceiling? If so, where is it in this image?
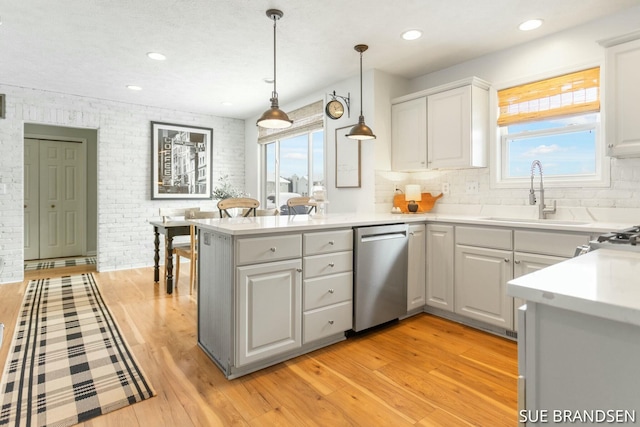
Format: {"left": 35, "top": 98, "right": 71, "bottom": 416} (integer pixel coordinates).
{"left": 1, "top": 0, "right": 639, "bottom": 120}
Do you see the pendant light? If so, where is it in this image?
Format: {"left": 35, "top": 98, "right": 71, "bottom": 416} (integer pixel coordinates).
{"left": 257, "top": 9, "right": 293, "bottom": 129}
{"left": 346, "top": 44, "right": 376, "bottom": 140}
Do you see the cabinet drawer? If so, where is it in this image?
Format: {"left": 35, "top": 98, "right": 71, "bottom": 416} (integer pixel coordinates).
{"left": 514, "top": 230, "right": 590, "bottom": 258}
{"left": 304, "top": 229, "right": 353, "bottom": 255}
{"left": 303, "top": 301, "right": 352, "bottom": 343}
{"left": 236, "top": 234, "right": 302, "bottom": 265}
{"left": 303, "top": 251, "right": 353, "bottom": 278}
{"left": 456, "top": 226, "right": 512, "bottom": 250}
{"left": 304, "top": 272, "right": 353, "bottom": 310}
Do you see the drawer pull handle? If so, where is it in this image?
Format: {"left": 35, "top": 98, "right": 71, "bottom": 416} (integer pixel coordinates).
{"left": 270, "top": 247, "right": 277, "bottom": 252}
{"left": 296, "top": 268, "right": 302, "bottom": 273}
{"left": 328, "top": 289, "right": 334, "bottom": 293}
{"left": 514, "top": 260, "right": 521, "bottom": 264}
{"left": 329, "top": 240, "right": 335, "bottom": 245}
{"left": 328, "top": 262, "right": 335, "bottom": 267}
{"left": 504, "top": 258, "right": 510, "bottom": 263}
{"left": 328, "top": 320, "right": 334, "bottom": 325}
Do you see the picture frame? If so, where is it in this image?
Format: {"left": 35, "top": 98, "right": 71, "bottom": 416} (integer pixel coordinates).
{"left": 151, "top": 121, "right": 213, "bottom": 199}
{"left": 335, "top": 125, "right": 361, "bottom": 188}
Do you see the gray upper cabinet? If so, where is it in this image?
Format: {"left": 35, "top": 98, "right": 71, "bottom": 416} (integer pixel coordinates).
{"left": 391, "top": 97, "right": 427, "bottom": 171}
{"left": 602, "top": 32, "right": 640, "bottom": 158}
{"left": 391, "top": 77, "right": 490, "bottom": 171}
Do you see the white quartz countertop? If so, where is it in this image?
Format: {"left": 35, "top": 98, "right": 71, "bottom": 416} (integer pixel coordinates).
{"left": 508, "top": 249, "right": 640, "bottom": 327}
{"left": 189, "top": 212, "right": 635, "bottom": 236}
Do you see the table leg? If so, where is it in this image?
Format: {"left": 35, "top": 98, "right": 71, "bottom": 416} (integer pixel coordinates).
{"left": 166, "top": 234, "right": 174, "bottom": 294}
{"left": 154, "top": 227, "right": 160, "bottom": 283}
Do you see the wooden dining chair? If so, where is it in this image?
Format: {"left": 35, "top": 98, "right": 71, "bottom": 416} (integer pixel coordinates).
{"left": 286, "top": 196, "right": 316, "bottom": 216}
{"left": 158, "top": 207, "right": 201, "bottom": 286}
{"left": 217, "top": 197, "right": 260, "bottom": 218}
{"left": 174, "top": 210, "right": 219, "bottom": 294}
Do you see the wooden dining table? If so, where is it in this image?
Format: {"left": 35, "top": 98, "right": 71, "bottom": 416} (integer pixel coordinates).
{"left": 149, "top": 219, "right": 191, "bottom": 294}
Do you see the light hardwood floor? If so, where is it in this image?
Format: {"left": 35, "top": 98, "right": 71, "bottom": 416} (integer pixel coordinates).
{"left": 1, "top": 265, "right": 518, "bottom": 426}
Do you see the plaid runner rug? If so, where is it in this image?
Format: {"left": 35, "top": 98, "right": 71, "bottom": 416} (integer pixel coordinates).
{"left": 24, "top": 257, "right": 96, "bottom": 271}
{"left": 0, "top": 274, "right": 155, "bottom": 427}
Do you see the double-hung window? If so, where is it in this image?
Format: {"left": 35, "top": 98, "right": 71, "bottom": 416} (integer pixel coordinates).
{"left": 495, "top": 67, "right": 608, "bottom": 187}
{"left": 259, "top": 100, "right": 325, "bottom": 211}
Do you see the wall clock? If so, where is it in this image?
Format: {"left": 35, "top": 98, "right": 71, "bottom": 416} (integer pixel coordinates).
{"left": 325, "top": 99, "right": 345, "bottom": 120}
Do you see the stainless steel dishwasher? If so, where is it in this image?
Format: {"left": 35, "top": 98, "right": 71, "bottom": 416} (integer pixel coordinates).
{"left": 353, "top": 223, "right": 408, "bottom": 332}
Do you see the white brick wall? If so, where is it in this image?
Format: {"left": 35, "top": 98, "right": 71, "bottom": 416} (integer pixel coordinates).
{"left": 0, "top": 84, "right": 244, "bottom": 284}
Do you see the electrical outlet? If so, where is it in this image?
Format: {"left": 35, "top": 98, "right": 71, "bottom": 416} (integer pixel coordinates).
{"left": 466, "top": 181, "right": 479, "bottom": 194}
{"left": 442, "top": 182, "right": 450, "bottom": 194}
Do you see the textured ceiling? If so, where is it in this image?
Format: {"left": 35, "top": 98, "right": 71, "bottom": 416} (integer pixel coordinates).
{"left": 1, "top": 0, "right": 639, "bottom": 120}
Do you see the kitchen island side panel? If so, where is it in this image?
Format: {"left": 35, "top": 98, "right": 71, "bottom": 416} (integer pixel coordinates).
{"left": 524, "top": 301, "right": 640, "bottom": 423}
{"left": 198, "top": 230, "right": 234, "bottom": 376}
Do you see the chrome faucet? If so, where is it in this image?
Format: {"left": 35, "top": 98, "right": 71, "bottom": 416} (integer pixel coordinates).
{"left": 529, "top": 160, "right": 556, "bottom": 219}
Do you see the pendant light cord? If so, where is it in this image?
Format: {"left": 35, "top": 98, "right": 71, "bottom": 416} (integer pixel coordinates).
{"left": 359, "top": 50, "right": 363, "bottom": 117}
{"left": 272, "top": 16, "right": 277, "bottom": 99}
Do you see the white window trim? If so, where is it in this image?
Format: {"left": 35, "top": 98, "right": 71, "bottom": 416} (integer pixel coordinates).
{"left": 260, "top": 129, "right": 324, "bottom": 208}
{"left": 490, "top": 64, "right": 610, "bottom": 190}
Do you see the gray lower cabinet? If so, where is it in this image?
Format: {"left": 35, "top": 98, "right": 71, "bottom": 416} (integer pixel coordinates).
{"left": 455, "top": 244, "right": 514, "bottom": 329}
{"left": 426, "top": 224, "right": 592, "bottom": 334}
{"left": 236, "top": 259, "right": 302, "bottom": 367}
{"left": 407, "top": 223, "right": 426, "bottom": 313}
{"left": 302, "top": 229, "right": 353, "bottom": 343}
{"left": 198, "top": 228, "right": 352, "bottom": 379}
{"left": 426, "top": 223, "right": 454, "bottom": 311}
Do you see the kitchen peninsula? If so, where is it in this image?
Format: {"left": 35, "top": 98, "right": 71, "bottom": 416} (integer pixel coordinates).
{"left": 508, "top": 249, "right": 640, "bottom": 423}
{"left": 193, "top": 213, "right": 427, "bottom": 379}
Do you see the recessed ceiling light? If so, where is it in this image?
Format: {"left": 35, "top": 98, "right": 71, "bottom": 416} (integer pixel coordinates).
{"left": 127, "top": 85, "right": 142, "bottom": 91}
{"left": 401, "top": 29, "right": 423, "bottom": 41}
{"left": 147, "top": 52, "right": 166, "bottom": 61}
{"left": 519, "top": 19, "right": 543, "bottom": 31}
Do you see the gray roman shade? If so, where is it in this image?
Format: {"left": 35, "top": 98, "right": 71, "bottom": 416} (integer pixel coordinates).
{"left": 258, "top": 100, "right": 323, "bottom": 144}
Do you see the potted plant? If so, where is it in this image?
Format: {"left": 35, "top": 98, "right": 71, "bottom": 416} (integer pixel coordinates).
{"left": 212, "top": 174, "right": 246, "bottom": 200}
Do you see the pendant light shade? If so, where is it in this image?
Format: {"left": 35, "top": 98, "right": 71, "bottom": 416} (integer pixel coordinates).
{"left": 257, "top": 9, "right": 293, "bottom": 130}
{"left": 346, "top": 44, "right": 376, "bottom": 140}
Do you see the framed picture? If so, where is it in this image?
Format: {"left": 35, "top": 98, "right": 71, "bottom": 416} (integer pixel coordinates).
{"left": 335, "top": 125, "right": 361, "bottom": 188}
{"left": 151, "top": 121, "right": 213, "bottom": 199}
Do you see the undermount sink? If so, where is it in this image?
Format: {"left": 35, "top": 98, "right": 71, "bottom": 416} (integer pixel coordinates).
{"left": 483, "top": 217, "right": 590, "bottom": 225}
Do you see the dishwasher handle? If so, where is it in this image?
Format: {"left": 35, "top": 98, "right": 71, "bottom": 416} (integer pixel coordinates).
{"left": 360, "top": 231, "right": 407, "bottom": 243}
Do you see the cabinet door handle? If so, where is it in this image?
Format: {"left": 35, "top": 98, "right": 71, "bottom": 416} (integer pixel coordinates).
{"left": 270, "top": 247, "right": 277, "bottom": 252}
{"left": 608, "top": 143, "right": 614, "bottom": 148}
{"left": 328, "top": 262, "right": 335, "bottom": 267}
{"left": 328, "top": 320, "right": 334, "bottom": 325}
{"left": 296, "top": 268, "right": 302, "bottom": 273}
{"left": 328, "top": 289, "right": 335, "bottom": 294}
{"left": 514, "top": 260, "right": 521, "bottom": 264}
{"left": 51, "top": 204, "right": 56, "bottom": 208}
{"left": 409, "top": 231, "right": 415, "bottom": 236}
{"left": 328, "top": 240, "right": 335, "bottom": 245}
{"left": 504, "top": 258, "right": 510, "bottom": 263}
